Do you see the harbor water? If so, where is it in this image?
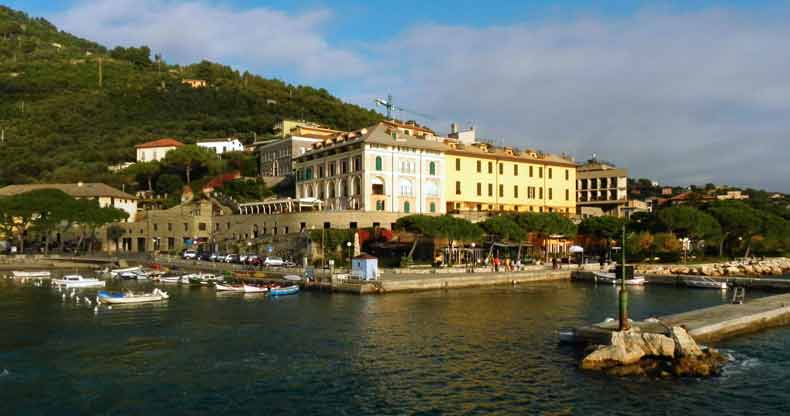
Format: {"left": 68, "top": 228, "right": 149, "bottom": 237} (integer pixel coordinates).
{"left": 2, "top": 278, "right": 790, "bottom": 415}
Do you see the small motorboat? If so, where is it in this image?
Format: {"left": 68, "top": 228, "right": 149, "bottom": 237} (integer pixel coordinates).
{"left": 110, "top": 266, "right": 142, "bottom": 278}
{"left": 593, "top": 272, "right": 646, "bottom": 286}
{"left": 685, "top": 277, "right": 728, "bottom": 290}
{"left": 283, "top": 275, "right": 302, "bottom": 282}
{"left": 12, "top": 271, "right": 51, "bottom": 278}
{"left": 215, "top": 283, "right": 244, "bottom": 292}
{"left": 98, "top": 288, "right": 169, "bottom": 304}
{"left": 185, "top": 273, "right": 222, "bottom": 285}
{"left": 53, "top": 275, "right": 105, "bottom": 289}
{"left": 243, "top": 284, "right": 268, "bottom": 293}
{"left": 159, "top": 275, "right": 185, "bottom": 284}
{"left": 269, "top": 285, "right": 299, "bottom": 296}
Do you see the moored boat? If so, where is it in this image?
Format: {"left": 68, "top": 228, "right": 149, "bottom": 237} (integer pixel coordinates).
{"left": 110, "top": 266, "right": 142, "bottom": 278}
{"left": 593, "top": 272, "right": 646, "bottom": 286}
{"left": 98, "top": 288, "right": 169, "bottom": 304}
{"left": 243, "top": 284, "right": 268, "bottom": 293}
{"left": 685, "top": 277, "right": 728, "bottom": 290}
{"left": 269, "top": 285, "right": 299, "bottom": 296}
{"left": 185, "top": 273, "right": 222, "bottom": 285}
{"left": 215, "top": 283, "right": 244, "bottom": 292}
{"left": 12, "top": 270, "right": 51, "bottom": 278}
{"left": 52, "top": 275, "right": 105, "bottom": 289}
{"left": 159, "top": 275, "right": 186, "bottom": 284}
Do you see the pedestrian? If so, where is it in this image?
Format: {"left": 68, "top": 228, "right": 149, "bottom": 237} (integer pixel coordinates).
{"left": 494, "top": 256, "right": 500, "bottom": 272}
{"left": 552, "top": 257, "right": 557, "bottom": 270}
{"left": 505, "top": 257, "right": 511, "bottom": 272}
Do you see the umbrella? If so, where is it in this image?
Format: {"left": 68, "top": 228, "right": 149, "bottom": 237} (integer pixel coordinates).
{"left": 569, "top": 245, "right": 584, "bottom": 254}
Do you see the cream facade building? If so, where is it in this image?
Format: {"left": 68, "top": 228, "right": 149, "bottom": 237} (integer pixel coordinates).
{"left": 258, "top": 122, "right": 342, "bottom": 177}
{"left": 0, "top": 182, "right": 138, "bottom": 222}
{"left": 135, "top": 138, "right": 184, "bottom": 162}
{"left": 197, "top": 138, "right": 244, "bottom": 155}
{"left": 444, "top": 142, "right": 577, "bottom": 215}
{"left": 293, "top": 123, "right": 446, "bottom": 214}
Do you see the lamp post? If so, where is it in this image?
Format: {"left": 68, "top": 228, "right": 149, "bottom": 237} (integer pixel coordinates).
{"left": 346, "top": 241, "right": 352, "bottom": 272}
{"left": 619, "top": 207, "right": 635, "bottom": 331}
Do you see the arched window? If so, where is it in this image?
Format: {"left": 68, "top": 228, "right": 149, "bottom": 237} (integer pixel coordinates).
{"left": 430, "top": 202, "right": 436, "bottom": 213}
{"left": 375, "top": 156, "right": 383, "bottom": 171}
{"left": 399, "top": 179, "right": 413, "bottom": 196}
{"left": 404, "top": 201, "right": 410, "bottom": 213}
{"left": 424, "top": 181, "right": 438, "bottom": 196}
{"left": 429, "top": 161, "right": 436, "bottom": 175}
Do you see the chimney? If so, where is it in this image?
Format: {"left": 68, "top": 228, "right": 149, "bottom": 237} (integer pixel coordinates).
{"left": 451, "top": 122, "right": 459, "bottom": 134}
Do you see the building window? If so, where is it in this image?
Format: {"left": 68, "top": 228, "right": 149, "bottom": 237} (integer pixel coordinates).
{"left": 455, "top": 158, "right": 461, "bottom": 171}
{"left": 565, "top": 189, "right": 570, "bottom": 201}
{"left": 429, "top": 161, "right": 436, "bottom": 176}
{"left": 153, "top": 224, "right": 158, "bottom": 232}
{"left": 476, "top": 182, "right": 482, "bottom": 196}
{"left": 565, "top": 169, "right": 569, "bottom": 180}
{"left": 499, "top": 184, "right": 504, "bottom": 197}
{"left": 549, "top": 188, "right": 553, "bottom": 200}
{"left": 354, "top": 157, "right": 362, "bottom": 171}
{"left": 167, "top": 237, "right": 174, "bottom": 250}
{"left": 329, "top": 162, "right": 336, "bottom": 176}
{"left": 529, "top": 166, "right": 534, "bottom": 177}
{"left": 341, "top": 161, "right": 347, "bottom": 174}
{"left": 183, "top": 223, "right": 188, "bottom": 232}
{"left": 539, "top": 167, "right": 543, "bottom": 178}
{"left": 499, "top": 163, "right": 503, "bottom": 175}
{"left": 404, "top": 201, "right": 410, "bottom": 213}
{"left": 376, "top": 200, "right": 385, "bottom": 211}
{"left": 456, "top": 181, "right": 462, "bottom": 195}
{"left": 539, "top": 187, "right": 543, "bottom": 199}
{"left": 199, "top": 223, "right": 207, "bottom": 231}
{"left": 167, "top": 223, "right": 172, "bottom": 232}
{"left": 488, "top": 162, "right": 493, "bottom": 174}
{"left": 430, "top": 202, "right": 436, "bottom": 213}
{"left": 514, "top": 165, "right": 518, "bottom": 176}
{"left": 476, "top": 160, "right": 481, "bottom": 172}
{"left": 514, "top": 185, "right": 519, "bottom": 198}
{"left": 488, "top": 183, "right": 493, "bottom": 197}
{"left": 549, "top": 168, "right": 553, "bottom": 179}
{"left": 375, "top": 156, "right": 383, "bottom": 171}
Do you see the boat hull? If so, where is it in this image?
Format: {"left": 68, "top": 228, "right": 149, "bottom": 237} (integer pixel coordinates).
{"left": 270, "top": 285, "right": 299, "bottom": 296}
{"left": 12, "top": 271, "right": 51, "bottom": 278}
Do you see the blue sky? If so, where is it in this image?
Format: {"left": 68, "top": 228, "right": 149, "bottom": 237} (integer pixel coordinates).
{"left": 7, "top": 0, "right": 790, "bottom": 191}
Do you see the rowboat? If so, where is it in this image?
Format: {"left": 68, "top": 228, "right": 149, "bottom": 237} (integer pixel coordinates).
{"left": 216, "top": 283, "right": 269, "bottom": 293}
{"left": 270, "top": 285, "right": 299, "bottom": 296}
{"left": 593, "top": 272, "right": 647, "bottom": 286}
{"left": 53, "top": 275, "right": 105, "bottom": 289}
{"left": 685, "top": 277, "right": 728, "bottom": 290}
{"left": 98, "top": 288, "right": 169, "bottom": 304}
{"left": 110, "top": 266, "right": 142, "bottom": 278}
{"left": 12, "top": 271, "right": 51, "bottom": 278}
{"left": 185, "top": 273, "right": 222, "bottom": 285}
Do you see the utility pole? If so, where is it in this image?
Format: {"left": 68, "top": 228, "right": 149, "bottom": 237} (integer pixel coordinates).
{"left": 98, "top": 57, "right": 103, "bottom": 88}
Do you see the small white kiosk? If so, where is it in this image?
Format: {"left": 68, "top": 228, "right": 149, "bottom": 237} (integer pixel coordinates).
{"left": 351, "top": 254, "right": 378, "bottom": 281}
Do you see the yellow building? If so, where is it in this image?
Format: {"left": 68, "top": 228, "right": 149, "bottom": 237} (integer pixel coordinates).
{"left": 443, "top": 141, "right": 577, "bottom": 216}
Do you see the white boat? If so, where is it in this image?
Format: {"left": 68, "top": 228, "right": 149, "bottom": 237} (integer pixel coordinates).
{"left": 110, "top": 266, "right": 142, "bottom": 278}
{"left": 98, "top": 288, "right": 169, "bottom": 304}
{"left": 185, "top": 273, "right": 223, "bottom": 285}
{"left": 53, "top": 275, "right": 105, "bottom": 289}
{"left": 283, "top": 274, "right": 302, "bottom": 282}
{"left": 593, "top": 272, "right": 646, "bottom": 286}
{"left": 215, "top": 283, "right": 269, "bottom": 293}
{"left": 159, "top": 275, "right": 185, "bottom": 284}
{"left": 12, "top": 270, "right": 51, "bottom": 278}
{"left": 685, "top": 277, "right": 728, "bottom": 290}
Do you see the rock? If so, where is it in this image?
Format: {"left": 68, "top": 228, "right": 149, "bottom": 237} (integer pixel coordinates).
{"left": 672, "top": 348, "right": 727, "bottom": 377}
{"left": 670, "top": 326, "right": 703, "bottom": 357}
{"left": 742, "top": 265, "right": 754, "bottom": 275}
{"left": 581, "top": 330, "right": 675, "bottom": 370}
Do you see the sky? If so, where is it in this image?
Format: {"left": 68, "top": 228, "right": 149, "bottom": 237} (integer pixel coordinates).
{"left": 8, "top": 0, "right": 790, "bottom": 191}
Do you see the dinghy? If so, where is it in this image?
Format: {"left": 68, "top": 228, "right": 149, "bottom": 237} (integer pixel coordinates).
{"left": 98, "top": 288, "right": 169, "bottom": 304}
{"left": 685, "top": 277, "right": 728, "bottom": 290}
{"left": 593, "top": 272, "right": 646, "bottom": 285}
{"left": 110, "top": 266, "right": 142, "bottom": 278}
{"left": 269, "top": 285, "right": 299, "bottom": 296}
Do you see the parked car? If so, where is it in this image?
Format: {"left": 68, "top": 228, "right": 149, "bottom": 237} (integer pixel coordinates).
{"left": 225, "top": 254, "right": 240, "bottom": 263}
{"left": 245, "top": 255, "right": 260, "bottom": 265}
{"left": 210, "top": 253, "right": 223, "bottom": 262}
{"left": 239, "top": 255, "right": 249, "bottom": 264}
{"left": 183, "top": 250, "right": 198, "bottom": 260}
{"left": 198, "top": 252, "right": 212, "bottom": 261}
{"left": 283, "top": 260, "right": 297, "bottom": 268}
{"left": 263, "top": 256, "right": 284, "bottom": 267}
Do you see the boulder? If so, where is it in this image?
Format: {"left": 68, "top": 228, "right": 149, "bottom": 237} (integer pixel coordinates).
{"left": 670, "top": 326, "right": 703, "bottom": 357}
{"left": 581, "top": 330, "right": 675, "bottom": 370}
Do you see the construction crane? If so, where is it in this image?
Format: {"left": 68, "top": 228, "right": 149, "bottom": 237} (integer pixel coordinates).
{"left": 374, "top": 94, "right": 434, "bottom": 121}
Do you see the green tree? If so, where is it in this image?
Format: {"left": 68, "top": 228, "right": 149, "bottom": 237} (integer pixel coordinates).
{"left": 657, "top": 206, "right": 721, "bottom": 246}
{"left": 708, "top": 202, "right": 762, "bottom": 257}
{"left": 155, "top": 173, "right": 184, "bottom": 196}
{"left": 514, "top": 212, "right": 577, "bottom": 237}
{"left": 161, "top": 145, "right": 215, "bottom": 184}
{"left": 125, "top": 161, "right": 160, "bottom": 192}
{"left": 481, "top": 215, "right": 527, "bottom": 242}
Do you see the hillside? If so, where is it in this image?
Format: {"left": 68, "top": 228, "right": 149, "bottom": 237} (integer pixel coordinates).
{"left": 0, "top": 5, "right": 383, "bottom": 186}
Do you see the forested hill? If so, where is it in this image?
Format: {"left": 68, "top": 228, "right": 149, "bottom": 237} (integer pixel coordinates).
{"left": 0, "top": 5, "right": 383, "bottom": 185}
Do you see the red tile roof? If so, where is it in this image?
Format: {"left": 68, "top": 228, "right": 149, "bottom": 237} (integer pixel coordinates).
{"left": 135, "top": 138, "right": 185, "bottom": 149}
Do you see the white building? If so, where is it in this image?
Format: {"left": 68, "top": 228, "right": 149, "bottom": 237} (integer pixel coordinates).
{"left": 0, "top": 182, "right": 139, "bottom": 222}
{"left": 135, "top": 138, "right": 184, "bottom": 162}
{"left": 197, "top": 138, "right": 244, "bottom": 155}
{"left": 294, "top": 123, "right": 446, "bottom": 214}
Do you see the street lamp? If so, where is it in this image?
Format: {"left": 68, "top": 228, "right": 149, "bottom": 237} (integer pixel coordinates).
{"left": 346, "top": 241, "right": 352, "bottom": 272}
{"left": 619, "top": 207, "right": 636, "bottom": 331}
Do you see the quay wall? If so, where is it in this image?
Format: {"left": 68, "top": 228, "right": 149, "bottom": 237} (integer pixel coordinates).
{"left": 572, "top": 271, "right": 790, "bottom": 290}
{"left": 378, "top": 269, "right": 571, "bottom": 293}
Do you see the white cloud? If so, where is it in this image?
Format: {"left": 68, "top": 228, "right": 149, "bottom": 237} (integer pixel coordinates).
{"left": 356, "top": 9, "right": 790, "bottom": 191}
{"left": 53, "top": 0, "right": 367, "bottom": 79}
